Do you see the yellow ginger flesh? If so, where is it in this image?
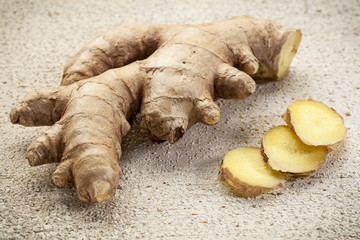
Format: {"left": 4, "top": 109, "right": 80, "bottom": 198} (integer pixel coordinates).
{"left": 221, "top": 147, "right": 285, "bottom": 189}
{"left": 277, "top": 29, "right": 302, "bottom": 79}
{"left": 262, "top": 126, "right": 328, "bottom": 174}
{"left": 286, "top": 99, "right": 347, "bottom": 146}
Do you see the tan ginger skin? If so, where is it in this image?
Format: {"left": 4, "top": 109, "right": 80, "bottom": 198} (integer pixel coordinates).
{"left": 10, "top": 16, "right": 301, "bottom": 202}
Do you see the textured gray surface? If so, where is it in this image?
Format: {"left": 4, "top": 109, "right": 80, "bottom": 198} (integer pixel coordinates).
{"left": 1, "top": 0, "right": 360, "bottom": 239}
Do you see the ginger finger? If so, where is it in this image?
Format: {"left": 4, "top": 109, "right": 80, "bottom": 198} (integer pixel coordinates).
{"left": 195, "top": 99, "right": 221, "bottom": 125}
{"left": 62, "top": 24, "right": 174, "bottom": 86}
{"left": 26, "top": 123, "right": 64, "bottom": 166}
{"left": 230, "top": 16, "right": 302, "bottom": 80}
{"left": 10, "top": 86, "right": 73, "bottom": 126}
{"left": 236, "top": 47, "right": 259, "bottom": 75}
{"left": 215, "top": 63, "right": 256, "bottom": 99}
{"left": 56, "top": 67, "right": 138, "bottom": 202}
{"left": 52, "top": 159, "right": 74, "bottom": 187}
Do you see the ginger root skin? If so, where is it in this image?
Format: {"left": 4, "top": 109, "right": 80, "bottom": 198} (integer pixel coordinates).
{"left": 10, "top": 16, "right": 301, "bottom": 202}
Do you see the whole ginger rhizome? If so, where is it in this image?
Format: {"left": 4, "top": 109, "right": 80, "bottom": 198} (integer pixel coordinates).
{"left": 11, "top": 16, "right": 302, "bottom": 202}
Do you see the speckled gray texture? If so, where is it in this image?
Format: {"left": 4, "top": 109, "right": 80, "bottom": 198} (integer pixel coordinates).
{"left": 1, "top": 0, "right": 359, "bottom": 239}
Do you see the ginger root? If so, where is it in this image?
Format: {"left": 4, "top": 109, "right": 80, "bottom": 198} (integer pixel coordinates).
{"left": 10, "top": 16, "right": 301, "bottom": 202}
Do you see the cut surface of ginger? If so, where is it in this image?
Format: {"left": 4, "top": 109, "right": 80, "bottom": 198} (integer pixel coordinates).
{"left": 262, "top": 126, "right": 328, "bottom": 174}
{"left": 220, "top": 147, "right": 285, "bottom": 197}
{"left": 277, "top": 29, "right": 302, "bottom": 79}
{"left": 285, "top": 99, "right": 347, "bottom": 146}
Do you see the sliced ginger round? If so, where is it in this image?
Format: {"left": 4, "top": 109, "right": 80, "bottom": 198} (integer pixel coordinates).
{"left": 283, "top": 99, "right": 347, "bottom": 146}
{"left": 220, "top": 147, "right": 286, "bottom": 197}
{"left": 262, "top": 126, "right": 328, "bottom": 175}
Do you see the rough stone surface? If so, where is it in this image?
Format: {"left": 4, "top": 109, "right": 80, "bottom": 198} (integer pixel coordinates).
{"left": 1, "top": 0, "right": 359, "bottom": 239}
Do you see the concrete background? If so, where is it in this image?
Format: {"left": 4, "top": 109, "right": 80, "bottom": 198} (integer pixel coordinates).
{"left": 1, "top": 0, "right": 359, "bottom": 239}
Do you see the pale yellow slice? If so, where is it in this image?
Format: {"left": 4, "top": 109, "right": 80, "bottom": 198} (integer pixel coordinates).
{"left": 283, "top": 99, "right": 347, "bottom": 146}
{"left": 262, "top": 126, "right": 328, "bottom": 175}
{"left": 220, "top": 147, "right": 286, "bottom": 197}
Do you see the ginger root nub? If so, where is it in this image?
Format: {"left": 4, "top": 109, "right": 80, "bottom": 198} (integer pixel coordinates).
{"left": 26, "top": 123, "right": 64, "bottom": 166}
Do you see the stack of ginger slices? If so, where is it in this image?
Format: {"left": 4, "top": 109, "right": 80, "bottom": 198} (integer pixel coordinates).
{"left": 220, "top": 99, "right": 347, "bottom": 197}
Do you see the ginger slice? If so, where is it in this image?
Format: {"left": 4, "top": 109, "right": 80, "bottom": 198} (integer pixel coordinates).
{"left": 276, "top": 29, "right": 302, "bottom": 79}
{"left": 262, "top": 126, "right": 328, "bottom": 176}
{"left": 220, "top": 147, "right": 286, "bottom": 197}
{"left": 283, "top": 99, "right": 347, "bottom": 146}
